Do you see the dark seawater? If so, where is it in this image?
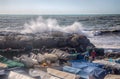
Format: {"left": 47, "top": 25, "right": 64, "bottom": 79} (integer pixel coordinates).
{"left": 0, "top": 14, "right": 120, "bottom": 48}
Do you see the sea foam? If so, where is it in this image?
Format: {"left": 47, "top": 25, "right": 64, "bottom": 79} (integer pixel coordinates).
{"left": 21, "top": 16, "right": 85, "bottom": 35}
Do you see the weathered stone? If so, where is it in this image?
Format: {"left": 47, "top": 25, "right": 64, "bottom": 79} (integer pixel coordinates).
{"left": 0, "top": 32, "right": 94, "bottom": 52}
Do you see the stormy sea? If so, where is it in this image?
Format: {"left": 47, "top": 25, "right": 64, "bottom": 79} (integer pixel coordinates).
{"left": 0, "top": 14, "right": 120, "bottom": 49}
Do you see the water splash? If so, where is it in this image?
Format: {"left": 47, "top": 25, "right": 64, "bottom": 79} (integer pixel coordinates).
{"left": 21, "top": 16, "right": 85, "bottom": 34}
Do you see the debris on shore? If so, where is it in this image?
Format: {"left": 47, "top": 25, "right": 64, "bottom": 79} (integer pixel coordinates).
{"left": 0, "top": 32, "right": 120, "bottom": 79}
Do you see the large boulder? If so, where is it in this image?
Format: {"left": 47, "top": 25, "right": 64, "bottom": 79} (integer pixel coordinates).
{"left": 0, "top": 32, "right": 94, "bottom": 52}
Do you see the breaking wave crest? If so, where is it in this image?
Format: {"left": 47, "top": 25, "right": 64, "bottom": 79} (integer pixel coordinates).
{"left": 21, "top": 16, "right": 85, "bottom": 34}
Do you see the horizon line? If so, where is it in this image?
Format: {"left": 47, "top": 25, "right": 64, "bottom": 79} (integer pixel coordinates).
{"left": 0, "top": 13, "right": 120, "bottom": 16}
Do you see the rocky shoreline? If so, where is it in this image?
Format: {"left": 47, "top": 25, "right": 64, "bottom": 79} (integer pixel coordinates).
{"left": 0, "top": 31, "right": 94, "bottom": 51}
{"left": 0, "top": 31, "right": 120, "bottom": 79}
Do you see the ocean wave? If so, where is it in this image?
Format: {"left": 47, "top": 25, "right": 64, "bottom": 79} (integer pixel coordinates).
{"left": 21, "top": 16, "right": 85, "bottom": 35}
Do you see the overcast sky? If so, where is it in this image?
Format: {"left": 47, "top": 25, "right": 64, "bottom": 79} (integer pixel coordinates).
{"left": 0, "top": 0, "right": 120, "bottom": 14}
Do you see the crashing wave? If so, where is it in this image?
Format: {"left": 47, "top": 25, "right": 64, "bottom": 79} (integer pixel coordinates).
{"left": 21, "top": 16, "right": 85, "bottom": 35}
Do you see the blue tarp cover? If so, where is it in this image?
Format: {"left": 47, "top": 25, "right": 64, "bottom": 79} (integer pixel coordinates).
{"left": 71, "top": 61, "right": 104, "bottom": 68}
{"left": 70, "top": 61, "right": 107, "bottom": 79}
{"left": 63, "top": 66, "right": 81, "bottom": 74}
{"left": 63, "top": 65, "right": 106, "bottom": 79}
{"left": 82, "top": 66, "right": 107, "bottom": 79}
